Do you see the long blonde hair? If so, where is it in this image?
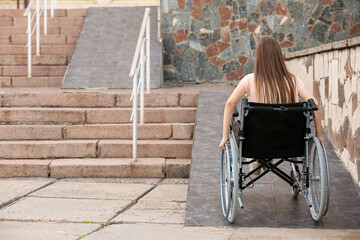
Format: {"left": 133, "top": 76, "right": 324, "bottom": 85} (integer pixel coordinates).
{"left": 254, "top": 36, "right": 296, "bottom": 104}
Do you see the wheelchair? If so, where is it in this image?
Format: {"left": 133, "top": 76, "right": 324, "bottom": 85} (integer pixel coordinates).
{"left": 221, "top": 98, "right": 330, "bottom": 223}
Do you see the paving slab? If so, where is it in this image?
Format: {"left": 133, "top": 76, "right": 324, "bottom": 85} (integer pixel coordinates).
{"left": 0, "top": 197, "right": 131, "bottom": 223}
{"left": 141, "top": 184, "right": 188, "bottom": 202}
{"left": 112, "top": 209, "right": 186, "bottom": 224}
{"left": 58, "top": 178, "right": 161, "bottom": 185}
{"left": 0, "top": 221, "right": 99, "bottom": 240}
{"left": 134, "top": 200, "right": 186, "bottom": 210}
{"left": 82, "top": 223, "right": 233, "bottom": 240}
{"left": 185, "top": 91, "right": 360, "bottom": 228}
{"left": 0, "top": 178, "right": 55, "bottom": 208}
{"left": 30, "top": 181, "right": 155, "bottom": 200}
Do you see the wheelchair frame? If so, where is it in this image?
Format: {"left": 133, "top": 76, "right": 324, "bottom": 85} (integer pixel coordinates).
{"left": 221, "top": 98, "right": 330, "bottom": 223}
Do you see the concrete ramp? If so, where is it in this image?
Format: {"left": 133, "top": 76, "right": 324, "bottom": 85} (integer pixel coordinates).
{"left": 62, "top": 7, "right": 162, "bottom": 89}
{"left": 186, "top": 91, "right": 360, "bottom": 228}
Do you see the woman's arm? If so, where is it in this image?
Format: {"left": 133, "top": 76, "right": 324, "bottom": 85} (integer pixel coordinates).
{"left": 299, "top": 86, "right": 325, "bottom": 144}
{"left": 219, "top": 82, "right": 247, "bottom": 150}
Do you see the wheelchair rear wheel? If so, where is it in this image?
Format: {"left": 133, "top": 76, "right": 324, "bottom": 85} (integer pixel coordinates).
{"left": 227, "top": 133, "right": 239, "bottom": 223}
{"left": 308, "top": 137, "right": 327, "bottom": 221}
{"left": 220, "top": 143, "right": 232, "bottom": 218}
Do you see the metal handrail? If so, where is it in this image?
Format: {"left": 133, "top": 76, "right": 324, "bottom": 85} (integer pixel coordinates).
{"left": 24, "top": 0, "right": 57, "bottom": 77}
{"left": 129, "top": 8, "right": 151, "bottom": 161}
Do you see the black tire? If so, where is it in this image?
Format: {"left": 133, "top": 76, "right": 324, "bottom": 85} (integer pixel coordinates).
{"left": 308, "top": 137, "right": 326, "bottom": 221}
{"left": 220, "top": 142, "right": 232, "bottom": 218}
{"left": 227, "top": 133, "right": 239, "bottom": 223}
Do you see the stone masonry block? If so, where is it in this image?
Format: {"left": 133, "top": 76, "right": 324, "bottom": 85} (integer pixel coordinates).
{"left": 0, "top": 9, "right": 25, "bottom": 17}
{"left": 50, "top": 158, "right": 165, "bottom": 178}
{"left": 179, "top": 93, "right": 198, "bottom": 107}
{"left": 86, "top": 108, "right": 196, "bottom": 124}
{"left": 130, "top": 158, "right": 166, "bottom": 178}
{"left": 0, "top": 35, "right": 10, "bottom": 44}
{"left": 116, "top": 92, "right": 179, "bottom": 107}
{"left": 0, "top": 55, "right": 67, "bottom": 66}
{"left": 0, "top": 18, "right": 12, "bottom": 26}
{"left": 86, "top": 108, "right": 132, "bottom": 124}
{"left": 11, "top": 77, "right": 63, "bottom": 88}
{"left": 11, "top": 35, "right": 66, "bottom": 45}
{"left": 0, "top": 26, "right": 59, "bottom": 35}
{"left": 145, "top": 108, "right": 197, "bottom": 123}
{"left": 0, "top": 160, "right": 51, "bottom": 177}
{"left": 0, "top": 140, "right": 97, "bottom": 159}
{"left": 0, "top": 108, "right": 85, "bottom": 124}
{"left": 2, "top": 66, "right": 67, "bottom": 77}
{"left": 0, "top": 125, "right": 62, "bottom": 140}
{"left": 165, "top": 159, "right": 191, "bottom": 178}
{"left": 3, "top": 92, "right": 116, "bottom": 107}
{"left": 60, "top": 26, "right": 83, "bottom": 35}
{"left": 50, "top": 158, "right": 132, "bottom": 178}
{"left": 66, "top": 35, "right": 80, "bottom": 45}
{"left": 172, "top": 123, "right": 195, "bottom": 139}
{"left": 98, "top": 140, "right": 192, "bottom": 158}
{"left": 66, "top": 9, "right": 88, "bottom": 17}
{"left": 330, "top": 59, "right": 339, "bottom": 105}
{"left": 65, "top": 124, "right": 172, "bottom": 140}
{"left": 355, "top": 46, "right": 360, "bottom": 72}
{"left": 0, "top": 77, "right": 11, "bottom": 87}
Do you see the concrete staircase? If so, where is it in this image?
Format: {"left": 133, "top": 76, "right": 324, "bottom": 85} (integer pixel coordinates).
{"left": 0, "top": 8, "right": 86, "bottom": 87}
{"left": 0, "top": 8, "right": 194, "bottom": 179}
{"left": 0, "top": 89, "right": 197, "bottom": 178}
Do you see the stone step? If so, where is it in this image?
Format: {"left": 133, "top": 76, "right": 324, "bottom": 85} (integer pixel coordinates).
{"left": 98, "top": 139, "right": 193, "bottom": 158}
{"left": 0, "top": 140, "right": 97, "bottom": 159}
{"left": 1, "top": 91, "right": 198, "bottom": 108}
{"left": 0, "top": 158, "right": 190, "bottom": 178}
{"left": 9, "top": 35, "right": 69, "bottom": 45}
{"left": 0, "top": 123, "right": 194, "bottom": 140}
{"left": 0, "top": 17, "right": 12, "bottom": 26}
{"left": 86, "top": 108, "right": 197, "bottom": 124}
{"left": 0, "top": 54, "right": 68, "bottom": 65}
{"left": 0, "top": 77, "right": 63, "bottom": 88}
{"left": 0, "top": 45, "right": 75, "bottom": 55}
{"left": 0, "top": 107, "right": 196, "bottom": 124}
{"left": 65, "top": 123, "right": 194, "bottom": 140}
{"left": 1, "top": 66, "right": 67, "bottom": 77}
{"left": 12, "top": 17, "right": 85, "bottom": 27}
{"left": 0, "top": 26, "right": 61, "bottom": 35}
{"left": 0, "top": 9, "right": 87, "bottom": 18}
{"left": 0, "top": 139, "right": 192, "bottom": 159}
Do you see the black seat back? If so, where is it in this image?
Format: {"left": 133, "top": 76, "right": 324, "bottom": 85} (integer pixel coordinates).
{"left": 242, "top": 102, "right": 307, "bottom": 159}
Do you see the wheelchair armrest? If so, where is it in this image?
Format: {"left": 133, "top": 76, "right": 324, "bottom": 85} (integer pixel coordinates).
{"left": 308, "top": 99, "right": 318, "bottom": 111}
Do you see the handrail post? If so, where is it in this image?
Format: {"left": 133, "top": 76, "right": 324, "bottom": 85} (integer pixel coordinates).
{"left": 44, "top": 0, "right": 47, "bottom": 35}
{"left": 140, "top": 41, "right": 145, "bottom": 125}
{"left": 146, "top": 16, "right": 150, "bottom": 93}
{"left": 133, "top": 76, "right": 138, "bottom": 161}
{"left": 27, "top": 11, "right": 32, "bottom": 77}
{"left": 36, "top": 0, "right": 40, "bottom": 56}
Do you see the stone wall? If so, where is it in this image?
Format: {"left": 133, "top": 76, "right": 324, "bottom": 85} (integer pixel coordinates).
{"left": 285, "top": 36, "right": 360, "bottom": 186}
{"left": 161, "top": 0, "right": 360, "bottom": 82}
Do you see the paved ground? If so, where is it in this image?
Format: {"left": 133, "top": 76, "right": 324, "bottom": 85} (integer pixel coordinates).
{"left": 186, "top": 91, "right": 360, "bottom": 228}
{"left": 62, "top": 7, "right": 162, "bottom": 89}
{"left": 1, "top": 177, "right": 360, "bottom": 240}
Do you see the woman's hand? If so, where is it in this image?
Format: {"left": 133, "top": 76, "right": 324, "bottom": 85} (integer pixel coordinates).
{"left": 317, "top": 134, "right": 325, "bottom": 145}
{"left": 219, "top": 137, "right": 229, "bottom": 150}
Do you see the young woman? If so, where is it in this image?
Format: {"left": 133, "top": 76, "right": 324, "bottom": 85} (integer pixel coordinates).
{"left": 218, "top": 36, "right": 324, "bottom": 173}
